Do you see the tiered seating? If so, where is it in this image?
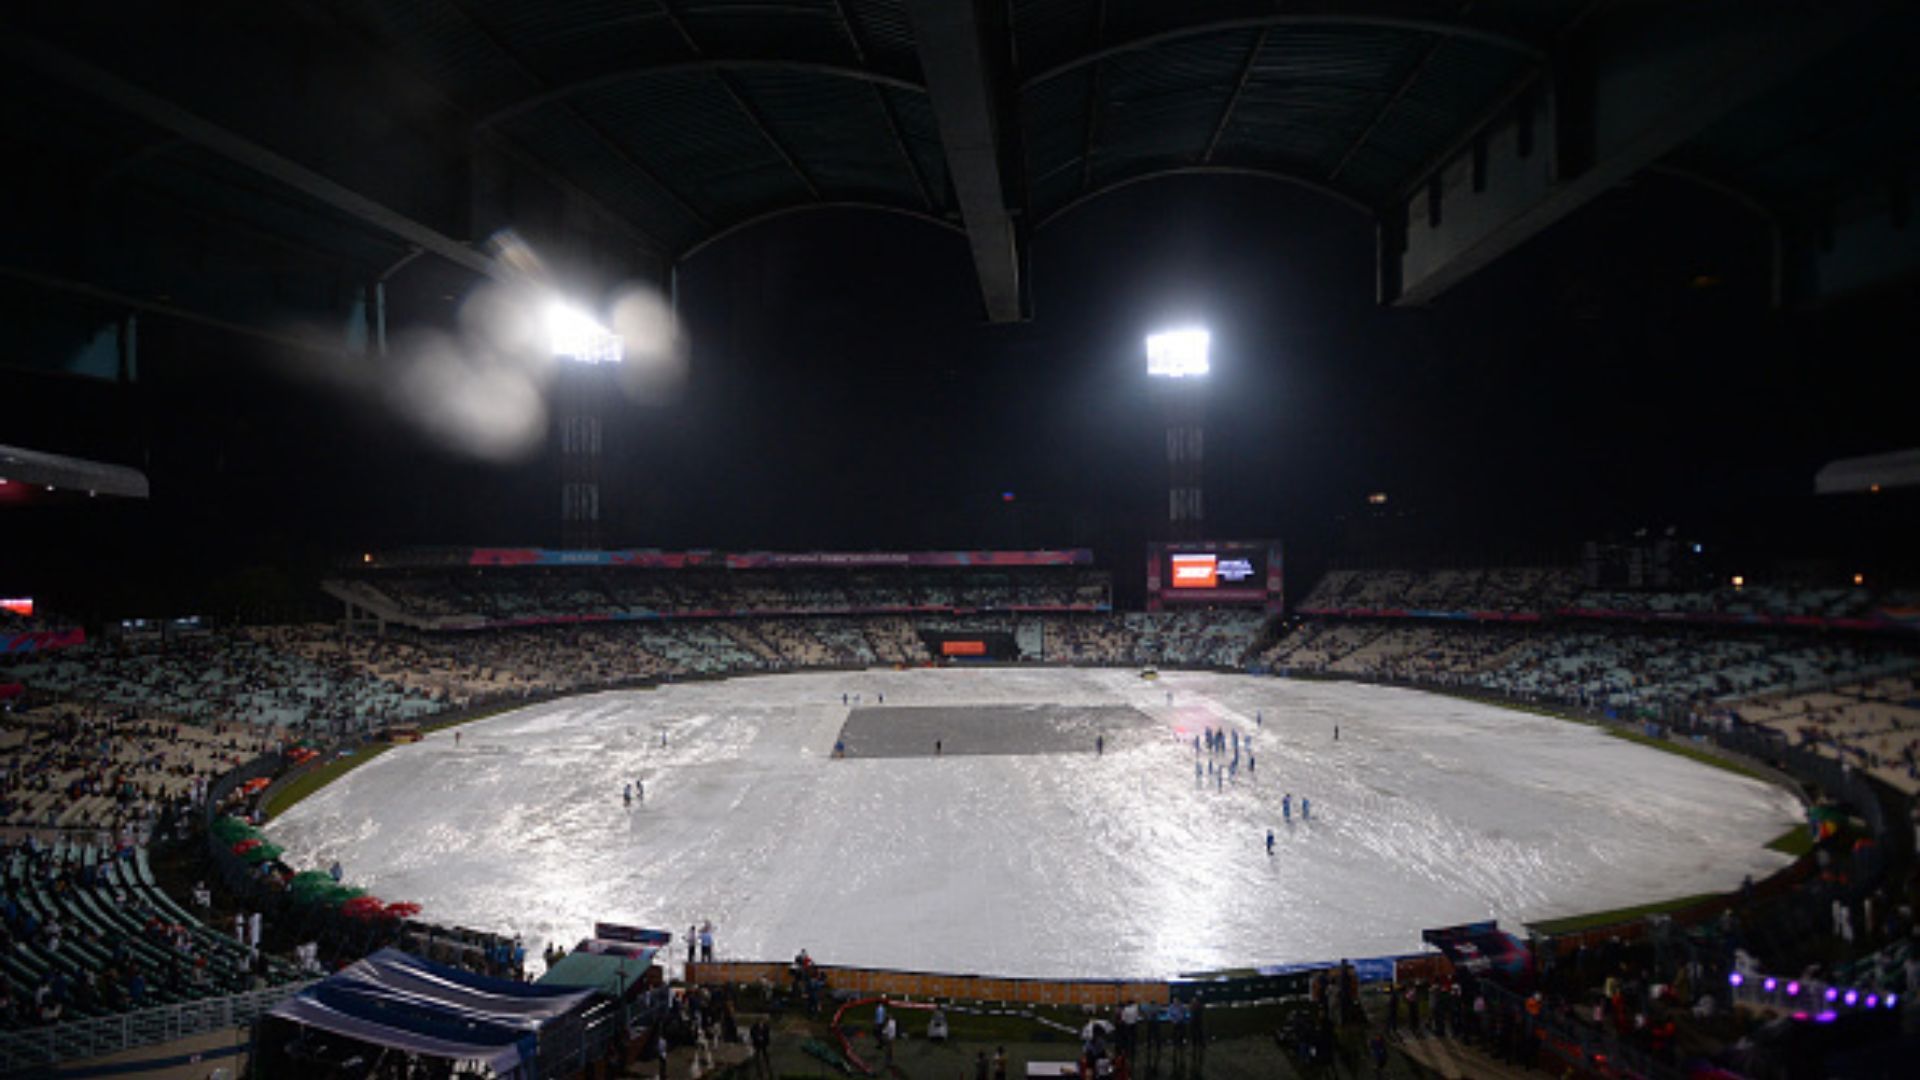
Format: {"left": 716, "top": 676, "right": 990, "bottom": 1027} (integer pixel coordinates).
{"left": 1261, "top": 620, "right": 1920, "bottom": 762}
{"left": 7, "top": 628, "right": 441, "bottom": 731}
{"left": 1257, "top": 622, "right": 1386, "bottom": 670}
{"left": 1037, "top": 611, "right": 1266, "bottom": 667}
{"left": 1297, "top": 567, "right": 1579, "bottom": 614}
{"left": 0, "top": 705, "right": 267, "bottom": 835}
{"left": 1737, "top": 674, "right": 1920, "bottom": 793}
{"left": 1, "top": 840, "right": 299, "bottom": 1029}
{"left": 1566, "top": 583, "right": 1888, "bottom": 620}
{"left": 336, "top": 566, "right": 1113, "bottom": 626}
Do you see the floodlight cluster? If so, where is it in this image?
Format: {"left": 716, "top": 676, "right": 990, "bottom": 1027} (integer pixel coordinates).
{"left": 546, "top": 300, "right": 624, "bottom": 364}
{"left": 1146, "top": 327, "right": 1210, "bottom": 378}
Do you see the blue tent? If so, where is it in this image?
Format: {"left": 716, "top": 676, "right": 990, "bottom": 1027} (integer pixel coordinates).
{"left": 266, "top": 948, "right": 598, "bottom": 1076}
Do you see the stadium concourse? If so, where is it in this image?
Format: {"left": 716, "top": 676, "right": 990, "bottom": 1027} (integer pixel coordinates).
{"left": 3, "top": 556, "right": 1919, "bottom": 1077}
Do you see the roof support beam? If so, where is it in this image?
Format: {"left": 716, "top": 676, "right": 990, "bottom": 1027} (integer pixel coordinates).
{"left": 0, "top": 35, "right": 500, "bottom": 279}
{"left": 1077, "top": 2, "right": 1108, "bottom": 192}
{"left": 903, "top": 0, "right": 1023, "bottom": 322}
{"left": 443, "top": 0, "right": 710, "bottom": 235}
{"left": 830, "top": 0, "right": 938, "bottom": 211}
{"left": 1036, "top": 165, "right": 1371, "bottom": 231}
{"left": 1386, "top": 4, "right": 1887, "bottom": 306}
{"left": 657, "top": 1, "right": 821, "bottom": 201}
{"left": 1326, "top": 32, "right": 1441, "bottom": 184}
{"left": 1202, "top": 29, "right": 1268, "bottom": 164}
{"left": 476, "top": 62, "right": 927, "bottom": 130}
{"left": 1023, "top": 10, "right": 1545, "bottom": 92}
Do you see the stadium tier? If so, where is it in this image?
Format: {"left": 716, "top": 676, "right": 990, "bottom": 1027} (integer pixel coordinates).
{"left": 328, "top": 548, "right": 1115, "bottom": 631}
{"left": 3, "top": 560, "right": 1918, "bottom": 1079}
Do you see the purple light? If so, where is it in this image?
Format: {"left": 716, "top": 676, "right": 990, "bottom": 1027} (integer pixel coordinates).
{"left": 1791, "top": 1011, "right": 1809, "bottom": 1021}
{"left": 1843, "top": 990, "right": 1858, "bottom": 1007}
{"left": 1865, "top": 995, "right": 1878, "bottom": 1009}
{"left": 1764, "top": 978, "right": 1778, "bottom": 992}
{"left": 1825, "top": 988, "right": 1840, "bottom": 1003}
{"left": 1729, "top": 972, "right": 1744, "bottom": 987}
{"left": 1888, "top": 994, "right": 1899, "bottom": 1009}
{"left": 1786, "top": 981, "right": 1801, "bottom": 997}
{"left": 1815, "top": 1011, "right": 1838, "bottom": 1024}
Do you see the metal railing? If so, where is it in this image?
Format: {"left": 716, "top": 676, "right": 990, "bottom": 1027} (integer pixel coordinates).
{"left": 0, "top": 979, "right": 315, "bottom": 1073}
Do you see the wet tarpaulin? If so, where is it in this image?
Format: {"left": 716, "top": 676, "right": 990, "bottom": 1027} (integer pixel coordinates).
{"left": 268, "top": 948, "right": 596, "bottom": 1074}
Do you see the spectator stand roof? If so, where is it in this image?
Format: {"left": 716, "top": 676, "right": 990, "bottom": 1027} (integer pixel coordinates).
{"left": 0, "top": 1, "right": 1913, "bottom": 346}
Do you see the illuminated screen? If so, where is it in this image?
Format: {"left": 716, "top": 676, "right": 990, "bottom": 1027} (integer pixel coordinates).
{"left": 1168, "top": 551, "right": 1261, "bottom": 589}
{"left": 1, "top": 598, "right": 32, "bottom": 617}
{"left": 941, "top": 640, "right": 987, "bottom": 656}
{"left": 1148, "top": 540, "right": 1281, "bottom": 611}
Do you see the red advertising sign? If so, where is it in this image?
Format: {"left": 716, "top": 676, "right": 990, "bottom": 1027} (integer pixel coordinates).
{"left": 1170, "top": 554, "right": 1218, "bottom": 588}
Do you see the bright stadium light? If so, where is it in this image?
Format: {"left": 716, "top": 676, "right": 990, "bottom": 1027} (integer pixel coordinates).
{"left": 545, "top": 300, "right": 624, "bottom": 364}
{"left": 1146, "top": 327, "right": 1210, "bottom": 378}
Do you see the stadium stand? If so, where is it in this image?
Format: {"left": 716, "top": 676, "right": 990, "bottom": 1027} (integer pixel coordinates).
{"left": 330, "top": 564, "right": 1114, "bottom": 629}
{"left": 6, "top": 557, "right": 1919, "bottom": 1080}
{"left": 1297, "top": 567, "right": 1582, "bottom": 614}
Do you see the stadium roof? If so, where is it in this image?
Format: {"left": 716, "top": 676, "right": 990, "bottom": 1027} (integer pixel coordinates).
{"left": 1, "top": 1, "right": 1914, "bottom": 340}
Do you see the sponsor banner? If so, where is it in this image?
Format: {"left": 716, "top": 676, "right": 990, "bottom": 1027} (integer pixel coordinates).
{"left": 1421, "top": 922, "right": 1530, "bottom": 979}
{"left": 1158, "top": 588, "right": 1269, "bottom": 604}
{"left": 2, "top": 627, "right": 86, "bottom": 654}
{"left": 469, "top": 549, "right": 719, "bottom": 568}
{"left": 1562, "top": 607, "right": 1915, "bottom": 633}
{"left": 1251, "top": 955, "right": 1413, "bottom": 984}
{"left": 464, "top": 548, "right": 1092, "bottom": 570}
{"left": 594, "top": 923, "right": 673, "bottom": 947}
{"left": 459, "top": 603, "right": 1108, "bottom": 632}
{"left": 1294, "top": 607, "right": 1543, "bottom": 622}
{"left": 941, "top": 640, "right": 988, "bottom": 656}
{"left": 728, "top": 550, "right": 1092, "bottom": 569}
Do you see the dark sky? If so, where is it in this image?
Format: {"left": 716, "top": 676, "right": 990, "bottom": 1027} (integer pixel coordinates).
{"left": 2, "top": 171, "right": 1915, "bottom": 615}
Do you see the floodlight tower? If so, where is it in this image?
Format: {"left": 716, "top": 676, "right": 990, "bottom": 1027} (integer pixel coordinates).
{"left": 1146, "top": 328, "right": 1209, "bottom": 541}
{"left": 549, "top": 301, "right": 624, "bottom": 550}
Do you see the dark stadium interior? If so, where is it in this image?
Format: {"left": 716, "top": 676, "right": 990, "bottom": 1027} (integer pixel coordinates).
{"left": 4, "top": 2, "right": 1920, "bottom": 1077}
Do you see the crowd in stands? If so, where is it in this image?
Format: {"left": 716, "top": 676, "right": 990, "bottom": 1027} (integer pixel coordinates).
{"left": 6, "top": 628, "right": 441, "bottom": 732}
{"left": 1298, "top": 566, "right": 1919, "bottom": 623}
{"left": 1036, "top": 610, "right": 1267, "bottom": 668}
{"left": 1262, "top": 621, "right": 1915, "bottom": 720}
{"left": 0, "top": 704, "right": 267, "bottom": 839}
{"left": 8, "top": 556, "right": 1920, "bottom": 1053}
{"left": 1737, "top": 673, "right": 1920, "bottom": 795}
{"left": 1300, "top": 567, "right": 1583, "bottom": 613}
{"left": 1570, "top": 584, "right": 1920, "bottom": 620}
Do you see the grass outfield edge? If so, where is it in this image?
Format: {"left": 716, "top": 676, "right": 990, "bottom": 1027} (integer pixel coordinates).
{"left": 1452, "top": 687, "right": 1808, "bottom": 937}
{"left": 263, "top": 703, "right": 522, "bottom": 820}
{"left": 1527, "top": 892, "right": 1726, "bottom": 935}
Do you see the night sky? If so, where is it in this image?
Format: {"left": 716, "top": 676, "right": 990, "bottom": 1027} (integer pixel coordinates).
{"left": 2, "top": 171, "right": 1914, "bottom": 617}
